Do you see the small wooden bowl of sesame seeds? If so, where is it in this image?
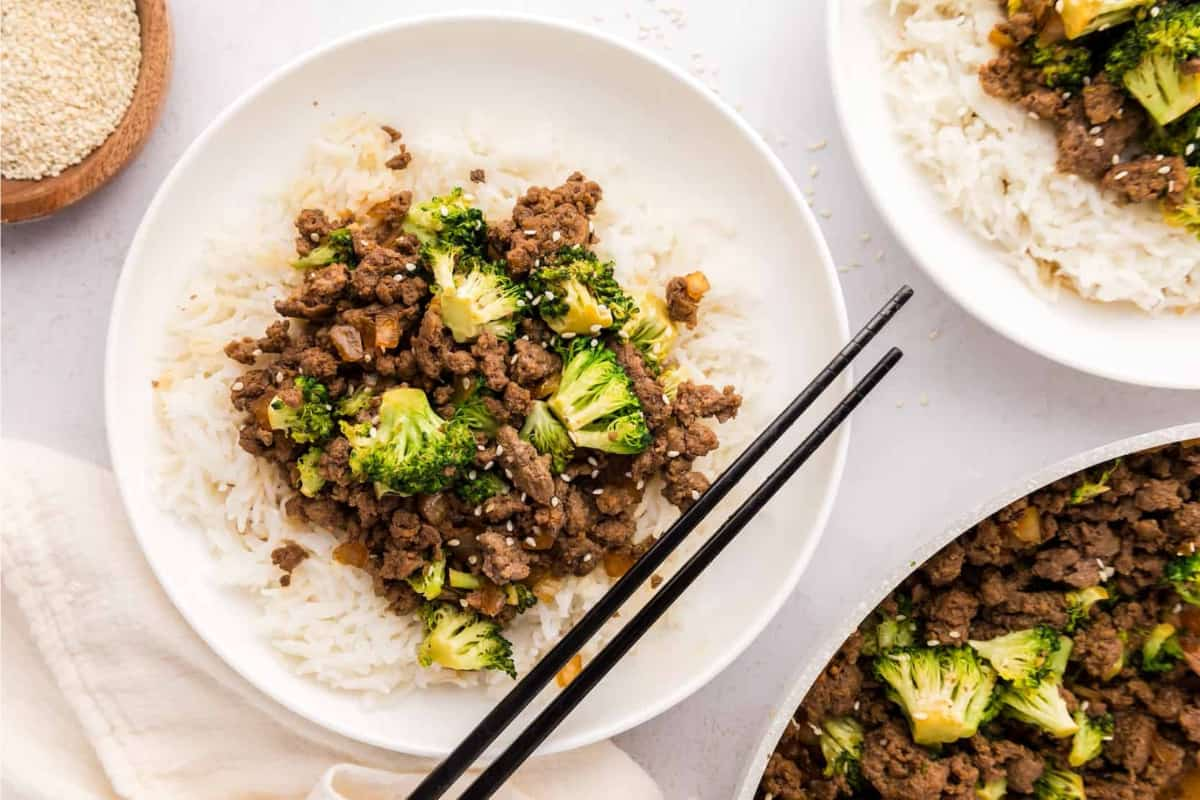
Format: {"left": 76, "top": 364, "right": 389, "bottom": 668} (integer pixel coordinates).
{"left": 1, "top": 0, "right": 171, "bottom": 223}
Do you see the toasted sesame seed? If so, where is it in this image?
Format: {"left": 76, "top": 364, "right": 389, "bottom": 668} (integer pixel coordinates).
{"left": 560, "top": 473, "right": 572, "bottom": 482}
{"left": 468, "top": 470, "right": 477, "bottom": 480}
{"left": 690, "top": 490, "right": 700, "bottom": 500}
{"left": 448, "top": 538, "right": 461, "bottom": 547}
{"left": 927, "top": 639, "right": 940, "bottom": 647}
{"left": 484, "top": 460, "right": 495, "bottom": 471}
{"left": 232, "top": 381, "right": 245, "bottom": 391}
{"left": 474, "top": 506, "right": 482, "bottom": 516}
{"left": 1093, "top": 137, "right": 1105, "bottom": 147}
{"left": 1113, "top": 170, "right": 1129, "bottom": 180}
{"left": 525, "top": 536, "right": 537, "bottom": 547}
{"left": 1158, "top": 165, "right": 1172, "bottom": 175}
{"left": 551, "top": 230, "right": 562, "bottom": 242}
{"left": 468, "top": 555, "right": 478, "bottom": 565}
{"left": 551, "top": 496, "right": 559, "bottom": 507}
{"left": 590, "top": 469, "right": 599, "bottom": 478}
{"left": 524, "top": 229, "right": 537, "bottom": 236}
{"left": 405, "top": 262, "right": 417, "bottom": 271}
{"left": 275, "top": 372, "right": 285, "bottom": 383}
{"left": 505, "top": 536, "right": 515, "bottom": 546}
{"left": 667, "top": 450, "right": 680, "bottom": 458}
{"left": 948, "top": 630, "right": 961, "bottom": 638}
{"left": 587, "top": 456, "right": 598, "bottom": 467}
{"left": 592, "top": 488, "right": 604, "bottom": 495}
{"left": 495, "top": 445, "right": 504, "bottom": 455}
{"left": 582, "top": 553, "right": 593, "bottom": 562}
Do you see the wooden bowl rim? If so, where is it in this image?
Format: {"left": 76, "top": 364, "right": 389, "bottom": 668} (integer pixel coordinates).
{"left": 0, "top": 0, "right": 172, "bottom": 224}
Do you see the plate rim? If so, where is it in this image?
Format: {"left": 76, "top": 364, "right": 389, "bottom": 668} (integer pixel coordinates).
{"left": 105, "top": 10, "right": 853, "bottom": 755}
{"left": 826, "top": 0, "right": 1199, "bottom": 391}
{"left": 732, "top": 420, "right": 1200, "bottom": 799}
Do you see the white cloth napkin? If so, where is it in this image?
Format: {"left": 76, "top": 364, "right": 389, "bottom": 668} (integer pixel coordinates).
{"left": 0, "top": 440, "right": 663, "bottom": 800}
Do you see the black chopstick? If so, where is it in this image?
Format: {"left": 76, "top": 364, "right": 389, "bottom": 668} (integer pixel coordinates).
{"left": 407, "top": 286, "right": 912, "bottom": 799}
{"left": 459, "top": 346, "right": 903, "bottom": 799}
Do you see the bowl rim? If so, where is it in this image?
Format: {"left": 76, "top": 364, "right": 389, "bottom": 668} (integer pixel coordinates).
{"left": 104, "top": 10, "right": 852, "bottom": 755}
{"left": 733, "top": 420, "right": 1200, "bottom": 799}
{"left": 825, "top": 0, "right": 1199, "bottom": 391}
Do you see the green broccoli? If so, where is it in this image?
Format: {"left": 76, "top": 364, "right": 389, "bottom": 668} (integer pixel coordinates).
{"left": 1066, "top": 585, "right": 1110, "bottom": 632}
{"left": 659, "top": 364, "right": 689, "bottom": 402}
{"left": 407, "top": 557, "right": 447, "bottom": 601}
{"left": 344, "top": 387, "right": 476, "bottom": 496}
{"left": 1033, "top": 768, "right": 1086, "bottom": 800}
{"left": 449, "top": 569, "right": 482, "bottom": 590}
{"left": 1146, "top": 107, "right": 1200, "bottom": 165}
{"left": 977, "top": 777, "right": 1008, "bottom": 800}
{"left": 968, "top": 626, "right": 1062, "bottom": 687}
{"left": 1106, "top": 3, "right": 1200, "bottom": 125}
{"left": 528, "top": 246, "right": 637, "bottom": 335}
{"left": 1141, "top": 622, "right": 1184, "bottom": 673}
{"left": 818, "top": 716, "right": 864, "bottom": 789}
{"left": 416, "top": 602, "right": 516, "bottom": 677}
{"left": 505, "top": 582, "right": 538, "bottom": 613}
{"left": 402, "top": 188, "right": 487, "bottom": 254}
{"left": 267, "top": 376, "right": 335, "bottom": 444}
{"left": 1068, "top": 710, "right": 1114, "bottom": 766}
{"left": 335, "top": 385, "right": 373, "bottom": 418}
{"left": 1000, "top": 679, "right": 1079, "bottom": 738}
{"left": 873, "top": 646, "right": 999, "bottom": 745}
{"left": 1060, "top": 0, "right": 1157, "bottom": 39}
{"left": 547, "top": 340, "right": 650, "bottom": 454}
{"left": 620, "top": 293, "right": 678, "bottom": 373}
{"left": 453, "top": 391, "right": 501, "bottom": 438}
{"left": 1165, "top": 551, "right": 1200, "bottom": 604}
{"left": 1031, "top": 43, "right": 1094, "bottom": 89}
{"left": 1162, "top": 167, "right": 1200, "bottom": 240}
{"left": 431, "top": 254, "right": 525, "bottom": 343}
{"left": 292, "top": 227, "right": 357, "bottom": 270}
{"left": 456, "top": 472, "right": 509, "bottom": 506}
{"left": 295, "top": 448, "right": 326, "bottom": 497}
{"left": 875, "top": 615, "right": 919, "bottom": 653}
{"left": 519, "top": 400, "right": 575, "bottom": 473}
{"left": 1069, "top": 458, "right": 1121, "bottom": 504}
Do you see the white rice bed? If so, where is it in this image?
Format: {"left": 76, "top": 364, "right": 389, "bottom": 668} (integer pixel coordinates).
{"left": 153, "top": 115, "right": 769, "bottom": 696}
{"left": 879, "top": 0, "right": 1199, "bottom": 311}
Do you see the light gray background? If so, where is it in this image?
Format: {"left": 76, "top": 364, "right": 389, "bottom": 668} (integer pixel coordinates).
{"left": 3, "top": 1, "right": 1195, "bottom": 797}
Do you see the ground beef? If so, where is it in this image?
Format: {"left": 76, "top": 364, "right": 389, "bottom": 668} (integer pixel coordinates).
{"left": 469, "top": 168, "right": 486, "bottom": 183}
{"left": 1056, "top": 102, "right": 1144, "bottom": 181}
{"left": 271, "top": 540, "right": 308, "bottom": 586}
{"left": 1082, "top": 75, "right": 1127, "bottom": 125}
{"left": 980, "top": 49, "right": 1030, "bottom": 103}
{"left": 490, "top": 172, "right": 602, "bottom": 277}
{"left": 1103, "top": 156, "right": 1189, "bottom": 205}
{"left": 612, "top": 341, "right": 671, "bottom": 430}
{"left": 759, "top": 443, "right": 1200, "bottom": 800}
{"left": 477, "top": 531, "right": 531, "bottom": 584}
{"left": 294, "top": 208, "right": 332, "bottom": 256}
{"left": 496, "top": 426, "right": 555, "bottom": 505}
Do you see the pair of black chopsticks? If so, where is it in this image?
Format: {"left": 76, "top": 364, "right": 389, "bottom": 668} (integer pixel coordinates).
{"left": 409, "top": 286, "right": 914, "bottom": 800}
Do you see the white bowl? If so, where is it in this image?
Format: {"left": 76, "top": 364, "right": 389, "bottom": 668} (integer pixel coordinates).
{"left": 828, "top": 0, "right": 1200, "bottom": 390}
{"left": 733, "top": 421, "right": 1200, "bottom": 799}
{"left": 105, "top": 13, "right": 851, "bottom": 756}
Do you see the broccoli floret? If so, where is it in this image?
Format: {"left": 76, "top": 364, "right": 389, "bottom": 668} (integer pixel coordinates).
{"left": 1163, "top": 167, "right": 1200, "bottom": 239}
{"left": 1141, "top": 621, "right": 1184, "bottom": 673}
{"left": 620, "top": 293, "right": 678, "bottom": 373}
{"left": 528, "top": 246, "right": 637, "bottom": 335}
{"left": 1165, "top": 551, "right": 1200, "bottom": 604}
{"left": 1069, "top": 458, "right": 1121, "bottom": 504}
{"left": 296, "top": 448, "right": 326, "bottom": 497}
{"left": 335, "top": 386, "right": 372, "bottom": 418}
{"left": 873, "top": 646, "right": 999, "bottom": 745}
{"left": 1069, "top": 710, "right": 1114, "bottom": 766}
{"left": 1066, "top": 585, "right": 1110, "bottom": 631}
{"left": 1033, "top": 768, "right": 1086, "bottom": 800}
{"left": 875, "top": 615, "right": 919, "bottom": 652}
{"left": 519, "top": 400, "right": 574, "bottom": 473}
{"left": 1031, "top": 43, "right": 1094, "bottom": 88}
{"left": 453, "top": 391, "right": 501, "bottom": 438}
{"left": 969, "top": 626, "right": 1062, "bottom": 687}
{"left": 407, "top": 557, "right": 447, "bottom": 601}
{"left": 1106, "top": 4, "right": 1200, "bottom": 125}
{"left": 267, "top": 376, "right": 335, "bottom": 444}
{"left": 547, "top": 340, "right": 650, "bottom": 454}
{"left": 416, "top": 602, "right": 516, "bottom": 677}
{"left": 345, "top": 387, "right": 476, "bottom": 496}
{"left": 1061, "top": 0, "right": 1157, "bottom": 39}
{"left": 292, "top": 227, "right": 357, "bottom": 270}
{"left": 1147, "top": 107, "right": 1200, "bottom": 165}
{"left": 456, "top": 472, "right": 509, "bottom": 505}
{"left": 659, "top": 364, "right": 690, "bottom": 402}
{"left": 1000, "top": 678, "right": 1079, "bottom": 738}
{"left": 449, "top": 568, "right": 482, "bottom": 590}
{"left": 505, "top": 582, "right": 538, "bottom": 613}
{"left": 431, "top": 254, "right": 525, "bottom": 343}
{"left": 818, "top": 716, "right": 864, "bottom": 789}
{"left": 977, "top": 777, "right": 1008, "bottom": 800}
{"left": 402, "top": 188, "right": 487, "bottom": 253}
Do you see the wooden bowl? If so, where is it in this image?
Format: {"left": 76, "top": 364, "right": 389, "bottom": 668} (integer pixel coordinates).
{"left": 1, "top": 0, "right": 172, "bottom": 223}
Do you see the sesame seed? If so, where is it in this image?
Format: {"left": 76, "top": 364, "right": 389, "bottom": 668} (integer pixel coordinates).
{"left": 506, "top": 521, "right": 514, "bottom": 532}
{"left": 484, "top": 460, "right": 495, "bottom": 471}
{"left": 544, "top": 291, "right": 554, "bottom": 300}
{"left": 520, "top": 492, "right": 526, "bottom": 502}
{"left": 448, "top": 538, "right": 461, "bottom": 547}
{"left": 807, "top": 139, "right": 828, "bottom": 151}
{"left": 560, "top": 473, "right": 572, "bottom": 482}
{"left": 1158, "top": 165, "right": 1172, "bottom": 175}
{"left": 393, "top": 274, "right": 404, "bottom": 281}
{"left": 525, "top": 537, "right": 537, "bottom": 547}
{"left": 551, "top": 230, "right": 562, "bottom": 242}
{"left": 896, "top": 614, "right": 907, "bottom": 621}
{"left": 232, "top": 381, "right": 244, "bottom": 391}
{"left": 667, "top": 450, "right": 680, "bottom": 458}
{"left": 562, "top": 332, "right": 576, "bottom": 339}
{"left": 495, "top": 445, "right": 504, "bottom": 455}
{"left": 1028, "top": 111, "right": 1040, "bottom": 120}
{"left": 405, "top": 262, "right": 417, "bottom": 271}
{"left": 690, "top": 490, "right": 700, "bottom": 500}
{"left": 511, "top": 353, "right": 519, "bottom": 364}
{"left": 582, "top": 553, "right": 593, "bottom": 563}
{"left": 587, "top": 457, "right": 598, "bottom": 467}
{"left": 468, "top": 470, "right": 477, "bottom": 480}
{"left": 551, "top": 496, "right": 559, "bottom": 507}
{"left": 474, "top": 506, "right": 482, "bottom": 516}
{"left": 275, "top": 372, "right": 284, "bottom": 383}
{"left": 589, "top": 324, "right": 602, "bottom": 333}
{"left": 1113, "top": 170, "right": 1129, "bottom": 180}
{"left": 505, "top": 469, "right": 513, "bottom": 479}
{"left": 926, "top": 639, "right": 940, "bottom": 647}
{"left": 1111, "top": 154, "right": 1120, "bottom": 165}
{"left": 912, "top": 712, "right": 929, "bottom": 720}
{"left": 592, "top": 488, "right": 604, "bottom": 495}
{"left": 590, "top": 469, "right": 599, "bottom": 478}
{"left": 505, "top": 536, "right": 515, "bottom": 546}
{"left": 661, "top": 394, "right": 670, "bottom": 404}
{"left": 524, "top": 229, "right": 537, "bottom": 236}
{"left": 1093, "top": 137, "right": 1105, "bottom": 147}
{"left": 1089, "top": 126, "right": 1102, "bottom": 135}
{"left": 636, "top": 480, "right": 645, "bottom": 490}
{"left": 948, "top": 630, "right": 961, "bottom": 638}
{"left": 468, "top": 555, "right": 478, "bottom": 565}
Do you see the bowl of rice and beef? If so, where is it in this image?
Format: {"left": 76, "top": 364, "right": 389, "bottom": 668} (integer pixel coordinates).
{"left": 737, "top": 424, "right": 1200, "bottom": 800}
{"left": 106, "top": 14, "right": 851, "bottom": 755}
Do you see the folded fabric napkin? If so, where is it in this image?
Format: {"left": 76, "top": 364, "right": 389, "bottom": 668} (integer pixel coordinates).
{"left": 0, "top": 440, "right": 663, "bottom": 800}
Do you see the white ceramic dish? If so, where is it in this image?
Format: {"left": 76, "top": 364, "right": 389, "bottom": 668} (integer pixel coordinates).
{"left": 106, "top": 13, "right": 851, "bottom": 756}
{"left": 828, "top": 0, "right": 1200, "bottom": 390}
{"left": 733, "top": 421, "right": 1200, "bottom": 799}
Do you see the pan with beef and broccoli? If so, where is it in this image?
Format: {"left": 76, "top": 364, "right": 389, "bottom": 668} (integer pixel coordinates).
{"left": 754, "top": 438, "right": 1200, "bottom": 800}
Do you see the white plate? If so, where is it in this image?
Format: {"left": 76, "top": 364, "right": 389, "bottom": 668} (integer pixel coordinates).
{"left": 734, "top": 421, "right": 1200, "bottom": 798}
{"left": 106, "top": 13, "right": 851, "bottom": 756}
{"left": 828, "top": 0, "right": 1200, "bottom": 390}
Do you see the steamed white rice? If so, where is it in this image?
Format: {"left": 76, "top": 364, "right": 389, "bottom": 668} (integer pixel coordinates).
{"left": 152, "top": 115, "right": 768, "bottom": 696}
{"left": 878, "top": 0, "right": 1199, "bottom": 311}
